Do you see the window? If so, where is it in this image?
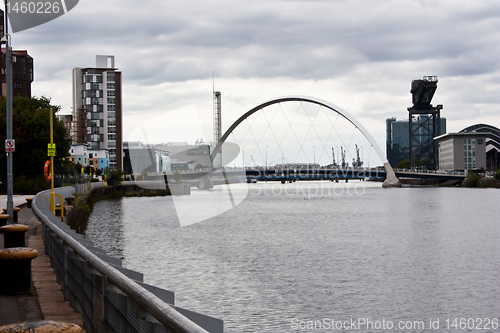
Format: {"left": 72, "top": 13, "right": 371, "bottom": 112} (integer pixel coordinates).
{"left": 14, "top": 82, "right": 22, "bottom": 89}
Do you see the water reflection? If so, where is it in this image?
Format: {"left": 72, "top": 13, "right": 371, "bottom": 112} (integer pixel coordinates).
{"left": 86, "top": 183, "right": 500, "bottom": 332}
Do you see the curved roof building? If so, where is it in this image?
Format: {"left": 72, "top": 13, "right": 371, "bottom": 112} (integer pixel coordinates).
{"left": 460, "top": 124, "right": 500, "bottom": 170}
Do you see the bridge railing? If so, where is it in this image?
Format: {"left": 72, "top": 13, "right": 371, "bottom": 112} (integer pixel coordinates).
{"left": 394, "top": 168, "right": 466, "bottom": 175}
{"left": 32, "top": 187, "right": 222, "bottom": 333}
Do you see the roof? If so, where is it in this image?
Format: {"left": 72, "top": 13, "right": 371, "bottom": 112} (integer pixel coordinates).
{"left": 434, "top": 132, "right": 490, "bottom": 141}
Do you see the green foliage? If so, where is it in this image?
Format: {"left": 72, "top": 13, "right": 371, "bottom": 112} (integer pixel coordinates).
{"left": 462, "top": 172, "right": 480, "bottom": 187}
{"left": 84, "top": 165, "right": 95, "bottom": 175}
{"left": 106, "top": 169, "right": 124, "bottom": 186}
{"left": 396, "top": 159, "right": 410, "bottom": 169}
{"left": 0, "top": 96, "right": 72, "bottom": 194}
{"left": 396, "top": 158, "right": 432, "bottom": 169}
{"left": 172, "top": 170, "right": 182, "bottom": 182}
{"left": 13, "top": 175, "right": 50, "bottom": 194}
{"left": 495, "top": 169, "right": 500, "bottom": 181}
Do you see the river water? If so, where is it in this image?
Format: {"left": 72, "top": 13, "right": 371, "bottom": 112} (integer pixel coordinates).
{"left": 86, "top": 182, "right": 500, "bottom": 332}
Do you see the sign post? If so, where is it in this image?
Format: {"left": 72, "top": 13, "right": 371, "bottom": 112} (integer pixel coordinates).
{"left": 49, "top": 110, "right": 56, "bottom": 214}
{"left": 5, "top": 139, "right": 15, "bottom": 152}
{"left": 4, "top": 6, "right": 14, "bottom": 224}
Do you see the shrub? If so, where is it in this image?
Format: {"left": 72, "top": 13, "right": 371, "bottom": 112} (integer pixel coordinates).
{"left": 462, "top": 172, "right": 479, "bottom": 187}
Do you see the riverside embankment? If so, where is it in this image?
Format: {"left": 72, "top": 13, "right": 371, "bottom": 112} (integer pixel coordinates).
{"left": 27, "top": 184, "right": 222, "bottom": 332}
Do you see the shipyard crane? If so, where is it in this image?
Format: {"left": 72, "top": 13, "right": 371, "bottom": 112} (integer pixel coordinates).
{"left": 341, "top": 146, "right": 347, "bottom": 168}
{"left": 353, "top": 144, "right": 363, "bottom": 168}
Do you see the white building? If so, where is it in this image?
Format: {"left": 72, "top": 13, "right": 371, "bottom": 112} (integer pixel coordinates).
{"left": 435, "top": 132, "right": 489, "bottom": 171}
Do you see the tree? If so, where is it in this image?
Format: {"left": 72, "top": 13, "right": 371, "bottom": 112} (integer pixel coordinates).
{"left": 462, "top": 171, "right": 480, "bottom": 187}
{"left": 172, "top": 170, "right": 182, "bottom": 182}
{"left": 0, "top": 96, "right": 72, "bottom": 194}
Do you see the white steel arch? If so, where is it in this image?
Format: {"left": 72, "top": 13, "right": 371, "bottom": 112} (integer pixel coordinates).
{"left": 211, "top": 95, "right": 401, "bottom": 187}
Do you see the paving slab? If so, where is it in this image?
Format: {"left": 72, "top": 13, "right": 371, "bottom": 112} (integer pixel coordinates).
{"left": 0, "top": 205, "right": 84, "bottom": 331}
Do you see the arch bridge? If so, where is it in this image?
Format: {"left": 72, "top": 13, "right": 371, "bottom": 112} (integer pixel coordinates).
{"left": 210, "top": 96, "right": 401, "bottom": 188}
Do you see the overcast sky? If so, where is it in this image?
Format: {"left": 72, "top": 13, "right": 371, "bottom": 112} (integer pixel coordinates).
{"left": 9, "top": 0, "right": 500, "bottom": 163}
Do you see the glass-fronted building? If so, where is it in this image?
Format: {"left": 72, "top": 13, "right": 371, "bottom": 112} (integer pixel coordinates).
{"left": 386, "top": 116, "right": 446, "bottom": 168}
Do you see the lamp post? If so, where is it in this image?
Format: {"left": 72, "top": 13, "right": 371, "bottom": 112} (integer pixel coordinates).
{"left": 265, "top": 145, "right": 268, "bottom": 169}
{"left": 3, "top": 5, "right": 14, "bottom": 223}
{"left": 312, "top": 146, "right": 315, "bottom": 167}
{"left": 242, "top": 146, "right": 245, "bottom": 170}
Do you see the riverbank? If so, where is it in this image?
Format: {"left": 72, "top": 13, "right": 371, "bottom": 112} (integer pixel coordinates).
{"left": 67, "top": 184, "right": 175, "bottom": 234}
{"left": 461, "top": 172, "right": 500, "bottom": 188}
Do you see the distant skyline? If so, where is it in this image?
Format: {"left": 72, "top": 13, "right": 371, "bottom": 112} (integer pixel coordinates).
{"left": 9, "top": 0, "right": 500, "bottom": 155}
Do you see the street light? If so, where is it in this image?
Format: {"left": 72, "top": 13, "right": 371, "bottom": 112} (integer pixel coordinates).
{"left": 2, "top": 9, "right": 14, "bottom": 223}
{"left": 242, "top": 146, "right": 245, "bottom": 170}
{"left": 265, "top": 145, "right": 269, "bottom": 169}
{"left": 312, "top": 146, "right": 315, "bottom": 167}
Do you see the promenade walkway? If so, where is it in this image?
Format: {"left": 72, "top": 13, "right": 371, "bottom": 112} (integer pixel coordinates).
{"left": 0, "top": 198, "right": 84, "bottom": 330}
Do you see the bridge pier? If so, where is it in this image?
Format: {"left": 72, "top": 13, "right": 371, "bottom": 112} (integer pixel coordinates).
{"left": 382, "top": 162, "right": 402, "bottom": 188}
{"left": 198, "top": 176, "right": 214, "bottom": 190}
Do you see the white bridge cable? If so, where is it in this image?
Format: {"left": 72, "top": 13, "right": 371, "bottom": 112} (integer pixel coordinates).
{"left": 293, "top": 101, "right": 322, "bottom": 164}
{"left": 278, "top": 101, "right": 311, "bottom": 165}
{"left": 227, "top": 100, "right": 373, "bottom": 168}
{"left": 262, "top": 103, "right": 287, "bottom": 166}
{"left": 314, "top": 106, "right": 339, "bottom": 165}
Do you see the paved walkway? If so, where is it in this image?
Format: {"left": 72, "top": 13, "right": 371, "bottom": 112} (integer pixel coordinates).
{"left": 0, "top": 202, "right": 84, "bottom": 330}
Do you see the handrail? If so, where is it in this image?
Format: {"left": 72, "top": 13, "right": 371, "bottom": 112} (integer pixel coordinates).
{"left": 32, "top": 190, "right": 209, "bottom": 333}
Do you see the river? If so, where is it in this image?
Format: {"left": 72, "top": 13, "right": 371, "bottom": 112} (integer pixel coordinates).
{"left": 85, "top": 181, "right": 500, "bottom": 332}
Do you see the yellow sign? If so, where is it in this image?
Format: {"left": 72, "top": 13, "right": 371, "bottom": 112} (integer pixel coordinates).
{"left": 47, "top": 143, "right": 56, "bottom": 156}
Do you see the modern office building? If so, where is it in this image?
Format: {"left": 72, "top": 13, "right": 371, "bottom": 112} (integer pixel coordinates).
{"left": 435, "top": 132, "right": 488, "bottom": 171}
{"left": 386, "top": 116, "right": 446, "bottom": 168}
{"left": 123, "top": 141, "right": 213, "bottom": 175}
{"left": 459, "top": 124, "right": 500, "bottom": 171}
{"left": 72, "top": 55, "right": 122, "bottom": 170}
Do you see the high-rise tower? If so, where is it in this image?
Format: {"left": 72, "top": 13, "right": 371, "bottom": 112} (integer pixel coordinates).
{"left": 72, "top": 55, "right": 122, "bottom": 170}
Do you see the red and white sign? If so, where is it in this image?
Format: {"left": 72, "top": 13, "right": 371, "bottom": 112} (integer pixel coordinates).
{"left": 5, "top": 139, "right": 15, "bottom": 152}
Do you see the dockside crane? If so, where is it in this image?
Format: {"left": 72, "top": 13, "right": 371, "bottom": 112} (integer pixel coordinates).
{"left": 331, "top": 148, "right": 338, "bottom": 168}
{"left": 353, "top": 144, "right": 363, "bottom": 168}
{"left": 341, "top": 146, "right": 347, "bottom": 168}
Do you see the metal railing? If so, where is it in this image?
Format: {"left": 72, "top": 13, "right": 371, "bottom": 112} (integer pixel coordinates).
{"left": 32, "top": 187, "right": 222, "bottom": 333}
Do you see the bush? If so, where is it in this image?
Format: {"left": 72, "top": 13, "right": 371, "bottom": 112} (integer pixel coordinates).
{"left": 495, "top": 169, "right": 500, "bottom": 181}
{"left": 106, "top": 169, "right": 124, "bottom": 186}
{"left": 13, "top": 175, "right": 50, "bottom": 194}
{"left": 462, "top": 172, "right": 480, "bottom": 187}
